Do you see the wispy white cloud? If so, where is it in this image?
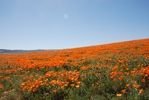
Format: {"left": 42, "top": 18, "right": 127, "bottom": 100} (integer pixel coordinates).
{"left": 63, "top": 13, "right": 68, "bottom": 19}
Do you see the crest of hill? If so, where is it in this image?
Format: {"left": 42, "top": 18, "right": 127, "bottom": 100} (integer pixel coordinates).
{"left": 0, "top": 38, "right": 148, "bottom": 54}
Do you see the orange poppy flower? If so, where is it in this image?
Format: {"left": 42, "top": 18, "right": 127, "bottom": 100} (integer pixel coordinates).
{"left": 119, "top": 75, "right": 123, "bottom": 81}
{"left": 122, "top": 89, "right": 126, "bottom": 93}
{"left": 46, "top": 93, "right": 49, "bottom": 95}
{"left": 76, "top": 85, "right": 80, "bottom": 88}
{"left": 46, "top": 83, "right": 49, "bottom": 86}
{"left": 0, "top": 84, "right": 3, "bottom": 88}
{"left": 139, "top": 89, "right": 143, "bottom": 94}
{"left": 96, "top": 82, "right": 99, "bottom": 85}
{"left": 117, "top": 94, "right": 122, "bottom": 97}
{"left": 33, "top": 88, "right": 37, "bottom": 92}
{"left": 126, "top": 84, "right": 129, "bottom": 87}
{"left": 28, "top": 88, "right": 32, "bottom": 92}
{"left": 70, "top": 84, "right": 74, "bottom": 86}
{"left": 61, "top": 86, "right": 65, "bottom": 89}
{"left": 141, "top": 79, "right": 145, "bottom": 83}
{"left": 136, "top": 85, "right": 140, "bottom": 88}
{"left": 53, "top": 89, "right": 57, "bottom": 93}
{"left": 77, "top": 81, "right": 81, "bottom": 84}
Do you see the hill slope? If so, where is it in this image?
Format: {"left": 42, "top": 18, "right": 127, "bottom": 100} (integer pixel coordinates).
{"left": 0, "top": 38, "right": 149, "bottom": 100}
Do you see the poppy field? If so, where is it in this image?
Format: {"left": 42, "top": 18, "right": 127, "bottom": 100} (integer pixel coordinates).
{"left": 0, "top": 39, "right": 149, "bottom": 100}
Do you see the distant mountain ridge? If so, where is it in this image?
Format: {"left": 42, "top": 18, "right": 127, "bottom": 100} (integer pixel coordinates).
{"left": 0, "top": 49, "right": 49, "bottom": 54}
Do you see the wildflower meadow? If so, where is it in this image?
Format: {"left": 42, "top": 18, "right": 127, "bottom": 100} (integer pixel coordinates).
{"left": 0, "top": 39, "right": 149, "bottom": 100}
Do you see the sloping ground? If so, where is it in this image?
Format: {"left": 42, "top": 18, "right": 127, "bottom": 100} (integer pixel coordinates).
{"left": 0, "top": 38, "right": 149, "bottom": 100}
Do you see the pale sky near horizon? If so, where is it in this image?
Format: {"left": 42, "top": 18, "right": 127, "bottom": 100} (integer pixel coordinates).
{"left": 0, "top": 0, "right": 149, "bottom": 50}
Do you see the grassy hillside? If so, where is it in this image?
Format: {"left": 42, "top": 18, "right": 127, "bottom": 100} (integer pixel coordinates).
{"left": 0, "top": 38, "right": 149, "bottom": 100}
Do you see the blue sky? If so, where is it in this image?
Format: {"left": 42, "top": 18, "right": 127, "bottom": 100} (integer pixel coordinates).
{"left": 0, "top": 0, "right": 149, "bottom": 50}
